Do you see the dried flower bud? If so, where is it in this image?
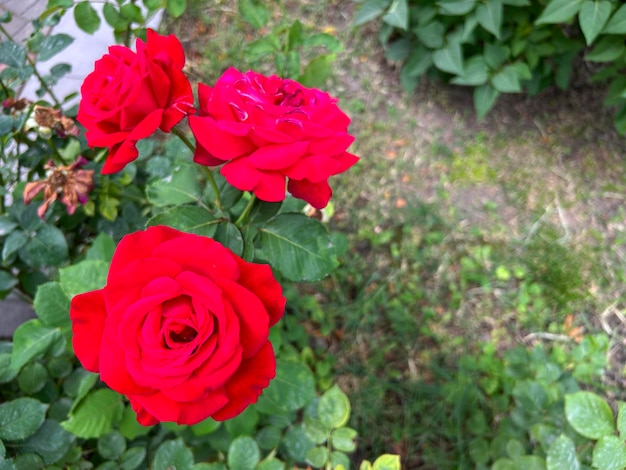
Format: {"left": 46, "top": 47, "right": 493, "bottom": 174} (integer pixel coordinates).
{"left": 24, "top": 157, "right": 95, "bottom": 218}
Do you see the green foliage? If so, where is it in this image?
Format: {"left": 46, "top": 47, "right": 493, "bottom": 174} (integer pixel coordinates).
{"left": 201, "top": 1, "right": 342, "bottom": 87}
{"left": 354, "top": 0, "right": 626, "bottom": 133}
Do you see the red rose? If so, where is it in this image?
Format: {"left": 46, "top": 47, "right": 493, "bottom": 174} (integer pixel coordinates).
{"left": 69, "top": 226, "right": 285, "bottom": 425}
{"left": 189, "top": 68, "right": 359, "bottom": 209}
{"left": 77, "top": 29, "right": 195, "bottom": 174}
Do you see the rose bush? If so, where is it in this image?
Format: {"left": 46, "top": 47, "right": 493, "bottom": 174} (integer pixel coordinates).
{"left": 189, "top": 67, "right": 359, "bottom": 209}
{"left": 77, "top": 29, "right": 195, "bottom": 174}
{"left": 69, "top": 225, "right": 285, "bottom": 425}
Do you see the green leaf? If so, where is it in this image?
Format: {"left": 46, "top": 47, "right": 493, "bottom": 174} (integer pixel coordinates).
{"left": 33, "top": 282, "right": 70, "bottom": 328}
{"left": 11, "top": 320, "right": 64, "bottom": 371}
{"left": 59, "top": 259, "right": 108, "bottom": 297}
{"left": 20, "top": 420, "right": 75, "bottom": 465}
{"left": 212, "top": 221, "right": 243, "bottom": 256}
{"left": 473, "top": 83, "right": 500, "bottom": 119}
{"left": 0, "top": 398, "right": 47, "bottom": 441}
{"left": 63, "top": 367, "right": 97, "bottom": 400}
{"left": 382, "top": 0, "right": 409, "bottom": 30}
{"left": 255, "top": 426, "right": 282, "bottom": 450}
{"left": 565, "top": 391, "right": 615, "bottom": 439}
{"left": 437, "top": 0, "right": 476, "bottom": 15}
{"left": 153, "top": 438, "right": 194, "bottom": 470}
{"left": 330, "top": 451, "right": 350, "bottom": 469}
{"left": 476, "top": 0, "right": 503, "bottom": 38}
{"left": 401, "top": 46, "right": 432, "bottom": 80}
{"left": 536, "top": 0, "right": 583, "bottom": 24}
{"left": 603, "top": 4, "right": 626, "bottom": 33}
{"left": 102, "top": 3, "right": 125, "bottom": 29}
{"left": 256, "top": 214, "right": 339, "bottom": 282}
{"left": 146, "top": 162, "right": 202, "bottom": 206}
{"left": 415, "top": 21, "right": 445, "bottom": 49}
{"left": 0, "top": 41, "right": 26, "bottom": 68}
{"left": 303, "top": 33, "right": 343, "bottom": 53}
{"left": 318, "top": 385, "right": 351, "bottom": 429}
{"left": 0, "top": 352, "right": 18, "bottom": 383}
{"left": 47, "top": 357, "right": 72, "bottom": 379}
{"left": 166, "top": 0, "right": 187, "bottom": 18}
{"left": 256, "top": 459, "right": 285, "bottom": 470}
{"left": 585, "top": 35, "right": 626, "bottom": 61}
{"left": 305, "top": 446, "right": 328, "bottom": 468}
{"left": 12, "top": 454, "right": 42, "bottom": 469}
{"left": 61, "top": 389, "right": 124, "bottom": 439}
{"left": 579, "top": 0, "right": 612, "bottom": 45}
{"left": 118, "top": 406, "right": 153, "bottom": 440}
{"left": 0, "top": 270, "right": 18, "bottom": 296}
{"left": 546, "top": 435, "right": 580, "bottom": 470}
{"left": 330, "top": 427, "right": 357, "bottom": 452}
{"left": 257, "top": 360, "right": 316, "bottom": 414}
{"left": 354, "top": 0, "right": 392, "bottom": 25}
{"left": 303, "top": 413, "right": 328, "bottom": 444}
{"left": 372, "top": 454, "right": 402, "bottom": 470}
{"left": 238, "top": 0, "right": 269, "bottom": 29}
{"left": 592, "top": 435, "right": 626, "bottom": 470}
{"left": 299, "top": 53, "right": 336, "bottom": 88}
{"left": 0, "top": 215, "right": 18, "bottom": 236}
{"left": 74, "top": 2, "right": 101, "bottom": 34}
{"left": 491, "top": 65, "right": 522, "bottom": 92}
{"left": 283, "top": 425, "right": 315, "bottom": 461}
{"left": 450, "top": 55, "right": 488, "bottom": 85}
{"left": 483, "top": 43, "right": 509, "bottom": 68}
{"left": 3, "top": 230, "right": 28, "bottom": 262}
{"left": 98, "top": 431, "right": 126, "bottom": 460}
{"left": 224, "top": 407, "right": 258, "bottom": 439}
{"left": 18, "top": 362, "right": 48, "bottom": 394}
{"left": 617, "top": 401, "right": 626, "bottom": 440}
{"left": 86, "top": 233, "right": 115, "bottom": 262}
{"left": 147, "top": 206, "right": 219, "bottom": 237}
{"left": 37, "top": 34, "right": 73, "bottom": 62}
{"left": 120, "top": 447, "right": 146, "bottom": 470}
{"left": 0, "top": 115, "right": 13, "bottom": 135}
{"left": 227, "top": 436, "right": 260, "bottom": 470}
{"left": 19, "top": 224, "right": 68, "bottom": 268}
{"left": 190, "top": 417, "right": 221, "bottom": 436}
{"left": 119, "top": 3, "right": 144, "bottom": 22}
{"left": 432, "top": 41, "right": 464, "bottom": 75}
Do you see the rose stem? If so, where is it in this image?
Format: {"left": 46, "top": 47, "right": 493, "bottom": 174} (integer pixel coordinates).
{"left": 171, "top": 126, "right": 223, "bottom": 211}
{"left": 235, "top": 194, "right": 257, "bottom": 227}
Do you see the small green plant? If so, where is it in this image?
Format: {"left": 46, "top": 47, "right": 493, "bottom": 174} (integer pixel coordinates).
{"left": 354, "top": 0, "right": 626, "bottom": 132}
{"left": 239, "top": 1, "right": 343, "bottom": 87}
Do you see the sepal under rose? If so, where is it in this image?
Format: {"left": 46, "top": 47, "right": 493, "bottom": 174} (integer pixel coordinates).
{"left": 69, "top": 225, "right": 285, "bottom": 425}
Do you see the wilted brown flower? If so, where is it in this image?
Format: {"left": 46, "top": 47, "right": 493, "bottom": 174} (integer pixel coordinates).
{"left": 32, "top": 105, "right": 80, "bottom": 137}
{"left": 3, "top": 97, "right": 32, "bottom": 113}
{"left": 24, "top": 157, "right": 94, "bottom": 219}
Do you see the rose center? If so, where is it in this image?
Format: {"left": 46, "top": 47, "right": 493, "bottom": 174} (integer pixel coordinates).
{"left": 277, "top": 84, "right": 305, "bottom": 107}
{"left": 169, "top": 325, "right": 198, "bottom": 344}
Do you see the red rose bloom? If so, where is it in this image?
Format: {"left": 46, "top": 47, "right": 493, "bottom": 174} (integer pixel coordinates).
{"left": 69, "top": 226, "right": 285, "bottom": 425}
{"left": 189, "top": 68, "right": 359, "bottom": 209}
{"left": 78, "top": 29, "right": 195, "bottom": 174}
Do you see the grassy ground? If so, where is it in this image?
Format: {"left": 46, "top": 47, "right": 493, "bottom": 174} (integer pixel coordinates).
{"left": 166, "top": 1, "right": 626, "bottom": 467}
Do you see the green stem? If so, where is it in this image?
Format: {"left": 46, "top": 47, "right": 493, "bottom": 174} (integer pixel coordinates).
{"left": 171, "top": 126, "right": 223, "bottom": 211}
{"left": 47, "top": 137, "right": 63, "bottom": 163}
{"left": 235, "top": 195, "right": 257, "bottom": 227}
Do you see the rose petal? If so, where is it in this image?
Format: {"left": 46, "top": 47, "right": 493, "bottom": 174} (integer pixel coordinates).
{"left": 70, "top": 289, "right": 107, "bottom": 373}
{"left": 211, "top": 341, "right": 276, "bottom": 421}
{"left": 288, "top": 178, "right": 332, "bottom": 209}
{"left": 233, "top": 258, "right": 285, "bottom": 327}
